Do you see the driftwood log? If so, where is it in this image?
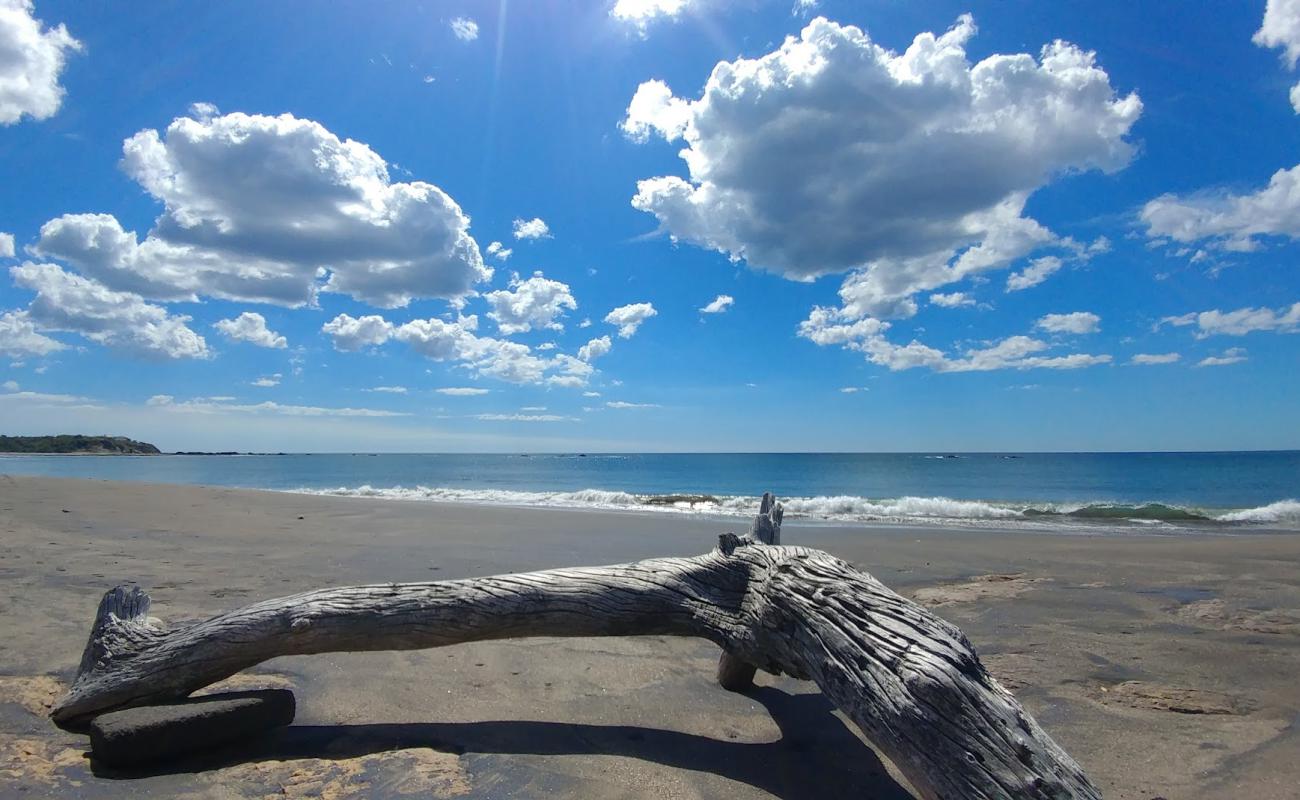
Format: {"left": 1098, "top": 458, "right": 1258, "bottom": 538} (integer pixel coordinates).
{"left": 52, "top": 494, "right": 1099, "bottom": 799}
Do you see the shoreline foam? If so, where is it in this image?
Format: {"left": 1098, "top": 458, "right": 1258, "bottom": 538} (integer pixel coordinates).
{"left": 285, "top": 485, "right": 1300, "bottom": 531}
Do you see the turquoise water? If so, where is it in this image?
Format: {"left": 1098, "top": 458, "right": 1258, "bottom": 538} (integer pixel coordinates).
{"left": 3, "top": 451, "right": 1297, "bottom": 530}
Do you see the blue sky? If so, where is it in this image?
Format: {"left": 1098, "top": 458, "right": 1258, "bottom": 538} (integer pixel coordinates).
{"left": 0, "top": 0, "right": 1298, "bottom": 452}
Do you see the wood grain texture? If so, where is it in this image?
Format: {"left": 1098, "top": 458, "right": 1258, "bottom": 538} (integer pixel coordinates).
{"left": 52, "top": 495, "right": 1099, "bottom": 799}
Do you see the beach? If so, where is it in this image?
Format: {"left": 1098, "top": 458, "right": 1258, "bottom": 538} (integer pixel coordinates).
{"left": 2, "top": 474, "right": 1298, "bottom": 799}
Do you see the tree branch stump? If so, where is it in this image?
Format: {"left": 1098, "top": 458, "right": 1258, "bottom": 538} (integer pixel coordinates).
{"left": 52, "top": 495, "right": 1099, "bottom": 799}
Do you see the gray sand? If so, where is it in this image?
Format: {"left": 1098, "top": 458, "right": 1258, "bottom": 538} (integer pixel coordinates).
{"left": 1, "top": 474, "right": 1298, "bottom": 799}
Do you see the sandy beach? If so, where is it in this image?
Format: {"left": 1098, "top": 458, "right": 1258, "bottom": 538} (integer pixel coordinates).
{"left": 1, "top": 474, "right": 1298, "bottom": 799}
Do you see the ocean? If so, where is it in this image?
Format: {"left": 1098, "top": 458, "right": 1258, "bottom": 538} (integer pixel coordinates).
{"left": 2, "top": 451, "right": 1297, "bottom": 532}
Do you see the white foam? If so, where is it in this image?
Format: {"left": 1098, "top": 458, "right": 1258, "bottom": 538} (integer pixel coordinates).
{"left": 287, "top": 485, "right": 1300, "bottom": 529}
{"left": 1216, "top": 499, "right": 1300, "bottom": 523}
{"left": 291, "top": 486, "right": 1026, "bottom": 523}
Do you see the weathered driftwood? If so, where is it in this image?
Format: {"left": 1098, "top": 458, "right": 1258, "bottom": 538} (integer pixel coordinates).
{"left": 53, "top": 494, "right": 1098, "bottom": 799}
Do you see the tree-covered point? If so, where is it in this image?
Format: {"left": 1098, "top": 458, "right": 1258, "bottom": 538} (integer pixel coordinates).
{"left": 0, "top": 436, "right": 160, "bottom": 455}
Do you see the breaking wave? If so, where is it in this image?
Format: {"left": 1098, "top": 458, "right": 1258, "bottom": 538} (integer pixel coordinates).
{"left": 287, "top": 485, "right": 1300, "bottom": 529}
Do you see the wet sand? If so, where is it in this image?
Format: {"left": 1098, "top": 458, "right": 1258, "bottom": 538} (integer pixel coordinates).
{"left": 1, "top": 474, "right": 1298, "bottom": 799}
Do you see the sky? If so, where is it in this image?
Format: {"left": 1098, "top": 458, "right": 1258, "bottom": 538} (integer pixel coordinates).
{"left": 0, "top": 0, "right": 1298, "bottom": 453}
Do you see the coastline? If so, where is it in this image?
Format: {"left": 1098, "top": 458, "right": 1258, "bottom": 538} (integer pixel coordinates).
{"left": 1, "top": 475, "right": 1298, "bottom": 798}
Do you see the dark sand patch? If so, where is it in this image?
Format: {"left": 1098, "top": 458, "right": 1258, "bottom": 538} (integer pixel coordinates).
{"left": 1174, "top": 598, "right": 1300, "bottom": 635}
{"left": 0, "top": 675, "right": 66, "bottom": 717}
{"left": 911, "top": 573, "right": 1047, "bottom": 606}
{"left": 1092, "top": 681, "right": 1250, "bottom": 715}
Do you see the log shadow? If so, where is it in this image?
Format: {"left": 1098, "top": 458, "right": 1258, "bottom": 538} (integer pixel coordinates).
{"left": 91, "top": 687, "right": 914, "bottom": 799}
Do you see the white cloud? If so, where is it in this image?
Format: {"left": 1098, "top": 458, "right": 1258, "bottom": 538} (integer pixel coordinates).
{"left": 699, "top": 294, "right": 734, "bottom": 314}
{"left": 450, "top": 16, "right": 479, "bottom": 42}
{"left": 213, "top": 311, "right": 287, "bottom": 349}
{"left": 1141, "top": 165, "right": 1300, "bottom": 251}
{"left": 2, "top": 379, "right": 16, "bottom": 391}
{"left": 582, "top": 390, "right": 601, "bottom": 397}
{"left": 1197, "top": 348, "right": 1248, "bottom": 367}
{"left": 578, "top": 318, "right": 592, "bottom": 328}
{"left": 322, "top": 314, "right": 396, "bottom": 351}
{"left": 10, "top": 262, "right": 208, "bottom": 359}
{"left": 251, "top": 373, "right": 281, "bottom": 388}
{"left": 1036, "top": 311, "right": 1100, "bottom": 334}
{"left": 611, "top": 0, "right": 690, "bottom": 31}
{"left": 1256, "top": 0, "right": 1300, "bottom": 65}
{"left": 625, "top": 16, "right": 1140, "bottom": 319}
{"left": 485, "top": 241, "right": 513, "bottom": 261}
{"left": 0, "top": 309, "right": 65, "bottom": 357}
{"left": 484, "top": 271, "right": 576, "bottom": 334}
{"left": 607, "top": 400, "right": 660, "bottom": 409}
{"left": 0, "top": 231, "right": 13, "bottom": 257}
{"left": 435, "top": 387, "right": 489, "bottom": 396}
{"left": 1006, "top": 256, "right": 1062, "bottom": 292}
{"left": 474, "top": 413, "right": 574, "bottom": 422}
{"left": 365, "top": 386, "right": 407, "bottom": 394}
{"left": 839, "top": 386, "right": 867, "bottom": 393}
{"left": 146, "top": 394, "right": 406, "bottom": 417}
{"left": 33, "top": 111, "right": 490, "bottom": 307}
{"left": 1256, "top": 0, "right": 1300, "bottom": 109}
{"left": 604, "top": 302, "right": 657, "bottom": 338}
{"left": 512, "top": 217, "right": 551, "bottom": 240}
{"left": 0, "top": 0, "right": 81, "bottom": 125}
{"left": 928, "top": 292, "right": 974, "bottom": 308}
{"left": 1161, "top": 303, "right": 1300, "bottom": 337}
{"left": 799, "top": 309, "right": 1110, "bottom": 373}
{"left": 323, "top": 311, "right": 599, "bottom": 388}
{"left": 1130, "top": 352, "right": 1180, "bottom": 365}
{"left": 578, "top": 335, "right": 612, "bottom": 361}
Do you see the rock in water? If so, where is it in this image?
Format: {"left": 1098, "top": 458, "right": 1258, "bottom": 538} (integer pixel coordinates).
{"left": 87, "top": 689, "right": 295, "bottom": 767}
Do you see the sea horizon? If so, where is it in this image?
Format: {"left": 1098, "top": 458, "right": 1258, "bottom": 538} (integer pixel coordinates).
{"left": 5, "top": 450, "right": 1297, "bottom": 532}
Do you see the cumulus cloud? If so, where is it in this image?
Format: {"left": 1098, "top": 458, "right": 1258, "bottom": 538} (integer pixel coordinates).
{"left": 146, "top": 394, "right": 406, "bottom": 417}
{"left": 251, "top": 373, "right": 281, "bottom": 388}
{"left": 1036, "top": 311, "right": 1100, "bottom": 334}
{"left": 512, "top": 217, "right": 551, "bottom": 240}
{"left": 0, "top": 309, "right": 65, "bottom": 357}
{"left": 10, "top": 262, "right": 208, "bottom": 359}
{"left": 1197, "top": 348, "right": 1248, "bottom": 367}
{"left": 435, "top": 387, "right": 489, "bottom": 396}
{"left": 1006, "top": 256, "right": 1062, "bottom": 292}
{"left": 1130, "top": 352, "right": 1180, "bottom": 365}
{"left": 33, "top": 111, "right": 490, "bottom": 307}
{"left": 1256, "top": 0, "right": 1300, "bottom": 110}
{"left": 485, "top": 241, "right": 513, "bottom": 261}
{"left": 1141, "top": 2, "right": 1300, "bottom": 246}
{"left": 604, "top": 302, "right": 657, "bottom": 338}
{"left": 213, "top": 311, "right": 287, "bottom": 349}
{"left": 1141, "top": 165, "right": 1300, "bottom": 251}
{"left": 0, "top": 231, "right": 13, "bottom": 257}
{"left": 929, "top": 292, "right": 973, "bottom": 308}
{"left": 0, "top": 0, "right": 81, "bottom": 125}
{"left": 799, "top": 309, "right": 1110, "bottom": 373}
{"left": 611, "top": 0, "right": 691, "bottom": 32}
{"left": 484, "top": 271, "right": 576, "bottom": 334}
{"left": 323, "top": 312, "right": 595, "bottom": 387}
{"left": 625, "top": 15, "right": 1140, "bottom": 319}
{"left": 699, "top": 294, "right": 734, "bottom": 314}
{"left": 321, "top": 313, "right": 395, "bottom": 351}
{"left": 450, "top": 16, "right": 479, "bottom": 41}
{"left": 577, "top": 335, "right": 612, "bottom": 361}
{"left": 474, "top": 413, "right": 574, "bottom": 422}
{"left": 1161, "top": 303, "right": 1300, "bottom": 337}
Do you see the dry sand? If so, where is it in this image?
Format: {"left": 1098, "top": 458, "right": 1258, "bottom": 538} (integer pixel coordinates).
{"left": 1, "top": 474, "right": 1298, "bottom": 799}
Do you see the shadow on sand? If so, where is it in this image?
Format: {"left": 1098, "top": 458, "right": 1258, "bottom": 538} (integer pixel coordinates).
{"left": 92, "top": 686, "right": 914, "bottom": 799}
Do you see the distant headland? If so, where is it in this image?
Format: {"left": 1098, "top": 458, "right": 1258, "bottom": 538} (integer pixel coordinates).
{"left": 0, "top": 435, "right": 161, "bottom": 455}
